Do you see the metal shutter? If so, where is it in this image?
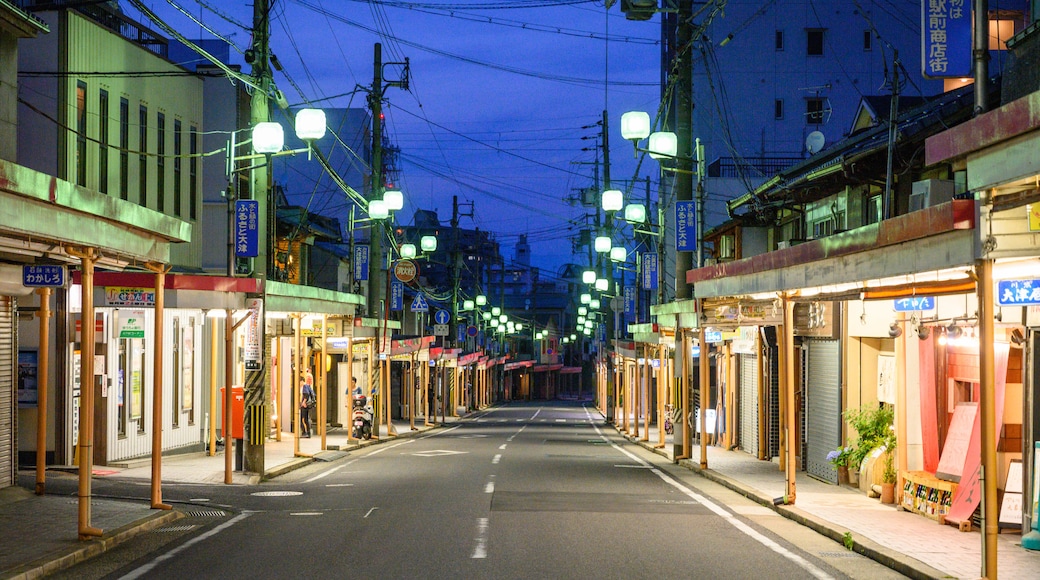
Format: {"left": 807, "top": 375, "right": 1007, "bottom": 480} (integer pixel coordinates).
{"left": 805, "top": 338, "right": 841, "bottom": 484}
{"left": 0, "top": 296, "right": 15, "bottom": 488}
{"left": 738, "top": 353, "right": 759, "bottom": 457}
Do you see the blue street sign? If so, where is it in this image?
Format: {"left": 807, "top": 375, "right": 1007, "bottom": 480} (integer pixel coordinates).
{"left": 893, "top": 296, "right": 935, "bottom": 311}
{"left": 998, "top": 279, "right": 1040, "bottom": 306}
{"left": 922, "top": 1, "right": 971, "bottom": 78}
{"left": 434, "top": 309, "right": 450, "bottom": 325}
{"left": 390, "top": 280, "right": 404, "bottom": 311}
{"left": 457, "top": 323, "right": 466, "bottom": 343}
{"left": 676, "top": 201, "right": 696, "bottom": 252}
{"left": 22, "top": 265, "right": 66, "bottom": 288}
{"left": 705, "top": 330, "right": 723, "bottom": 343}
{"left": 353, "top": 246, "right": 369, "bottom": 281}
{"left": 467, "top": 325, "right": 478, "bottom": 338}
{"left": 234, "top": 200, "right": 259, "bottom": 258}
{"left": 411, "top": 293, "right": 429, "bottom": 312}
{"left": 623, "top": 286, "right": 636, "bottom": 316}
{"left": 641, "top": 252, "right": 658, "bottom": 290}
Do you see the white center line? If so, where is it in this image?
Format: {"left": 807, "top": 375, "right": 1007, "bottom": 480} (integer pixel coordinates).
{"left": 471, "top": 517, "right": 489, "bottom": 559}
{"left": 291, "top": 512, "right": 323, "bottom": 516}
{"left": 492, "top": 454, "right": 502, "bottom": 464}
{"left": 498, "top": 444, "right": 507, "bottom": 450}
{"left": 484, "top": 481, "right": 495, "bottom": 494}
{"left": 325, "top": 483, "right": 355, "bottom": 487}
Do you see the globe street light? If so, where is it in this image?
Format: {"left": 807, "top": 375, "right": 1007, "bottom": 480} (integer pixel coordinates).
{"left": 594, "top": 235, "right": 612, "bottom": 253}
{"left": 400, "top": 243, "right": 417, "bottom": 259}
{"left": 601, "top": 189, "right": 624, "bottom": 212}
{"left": 420, "top": 235, "right": 438, "bottom": 252}
{"left": 582, "top": 270, "right": 596, "bottom": 284}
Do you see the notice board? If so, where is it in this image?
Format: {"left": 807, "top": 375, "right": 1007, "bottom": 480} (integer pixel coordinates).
{"left": 936, "top": 403, "right": 977, "bottom": 483}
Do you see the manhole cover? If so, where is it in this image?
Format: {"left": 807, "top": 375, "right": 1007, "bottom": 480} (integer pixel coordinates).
{"left": 250, "top": 491, "right": 303, "bottom": 497}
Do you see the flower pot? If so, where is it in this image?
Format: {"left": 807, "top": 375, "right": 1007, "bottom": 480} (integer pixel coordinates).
{"left": 837, "top": 466, "right": 849, "bottom": 485}
{"left": 880, "top": 482, "right": 896, "bottom": 504}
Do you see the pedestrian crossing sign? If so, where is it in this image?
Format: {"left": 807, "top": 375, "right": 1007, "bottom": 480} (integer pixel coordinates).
{"left": 411, "top": 293, "right": 429, "bottom": 312}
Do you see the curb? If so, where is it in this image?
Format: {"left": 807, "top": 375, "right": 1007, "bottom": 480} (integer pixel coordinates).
{"left": 620, "top": 432, "right": 949, "bottom": 580}
{"left": 3, "top": 509, "right": 182, "bottom": 580}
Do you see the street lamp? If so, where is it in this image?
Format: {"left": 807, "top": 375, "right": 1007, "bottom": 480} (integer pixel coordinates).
{"left": 369, "top": 199, "right": 389, "bottom": 219}
{"left": 648, "top": 131, "right": 678, "bottom": 160}
{"left": 580, "top": 293, "right": 591, "bottom": 304}
{"left": 400, "top": 243, "right": 417, "bottom": 259}
{"left": 624, "top": 203, "right": 647, "bottom": 224}
{"left": 476, "top": 294, "right": 487, "bottom": 306}
{"left": 594, "top": 235, "right": 612, "bottom": 253}
{"left": 463, "top": 299, "right": 475, "bottom": 310}
{"left": 582, "top": 270, "right": 597, "bottom": 284}
{"left": 420, "top": 235, "right": 438, "bottom": 252}
{"left": 602, "top": 189, "right": 624, "bottom": 212}
{"left": 620, "top": 111, "right": 651, "bottom": 141}
{"left": 595, "top": 278, "right": 610, "bottom": 292}
{"left": 383, "top": 189, "right": 404, "bottom": 211}
{"left": 492, "top": 306, "right": 501, "bottom": 316}
{"left": 610, "top": 246, "right": 627, "bottom": 263}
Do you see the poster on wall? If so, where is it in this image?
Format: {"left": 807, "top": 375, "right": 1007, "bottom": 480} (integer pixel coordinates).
{"left": 17, "top": 350, "right": 38, "bottom": 407}
{"left": 877, "top": 354, "right": 896, "bottom": 404}
{"left": 181, "top": 323, "right": 194, "bottom": 411}
{"left": 130, "top": 369, "right": 143, "bottom": 420}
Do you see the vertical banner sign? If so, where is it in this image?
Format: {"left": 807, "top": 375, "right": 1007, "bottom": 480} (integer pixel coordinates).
{"left": 244, "top": 298, "right": 264, "bottom": 370}
{"left": 922, "top": 0, "right": 971, "bottom": 78}
{"left": 641, "top": 252, "right": 659, "bottom": 290}
{"left": 676, "top": 201, "right": 696, "bottom": 252}
{"left": 390, "top": 280, "right": 404, "bottom": 311}
{"left": 353, "top": 246, "right": 370, "bottom": 281}
{"left": 624, "top": 286, "right": 636, "bottom": 316}
{"left": 234, "top": 200, "right": 259, "bottom": 257}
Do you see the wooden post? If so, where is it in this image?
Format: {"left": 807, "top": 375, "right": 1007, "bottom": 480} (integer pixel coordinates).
{"left": 146, "top": 263, "right": 172, "bottom": 510}
{"left": 35, "top": 287, "right": 51, "bottom": 494}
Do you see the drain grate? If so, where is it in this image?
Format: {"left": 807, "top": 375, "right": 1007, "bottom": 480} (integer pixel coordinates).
{"left": 153, "top": 524, "right": 197, "bottom": 533}
{"left": 818, "top": 551, "right": 859, "bottom": 558}
{"left": 185, "top": 509, "right": 226, "bottom": 518}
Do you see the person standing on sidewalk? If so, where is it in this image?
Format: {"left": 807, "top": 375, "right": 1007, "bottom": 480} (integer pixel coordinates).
{"left": 301, "top": 377, "right": 316, "bottom": 438}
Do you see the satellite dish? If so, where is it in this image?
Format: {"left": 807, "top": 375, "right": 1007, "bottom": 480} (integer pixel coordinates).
{"left": 806, "top": 131, "right": 826, "bottom": 155}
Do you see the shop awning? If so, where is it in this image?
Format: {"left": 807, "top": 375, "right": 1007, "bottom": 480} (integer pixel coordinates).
{"left": 265, "top": 280, "right": 364, "bottom": 316}
{"left": 559, "top": 366, "right": 582, "bottom": 374}
{"left": 391, "top": 336, "right": 435, "bottom": 356}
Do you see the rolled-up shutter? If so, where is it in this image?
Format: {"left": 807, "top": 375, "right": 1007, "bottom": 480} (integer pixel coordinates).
{"left": 0, "top": 296, "right": 15, "bottom": 488}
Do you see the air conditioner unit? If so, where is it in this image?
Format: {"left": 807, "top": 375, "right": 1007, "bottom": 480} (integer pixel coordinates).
{"left": 909, "top": 179, "right": 955, "bottom": 212}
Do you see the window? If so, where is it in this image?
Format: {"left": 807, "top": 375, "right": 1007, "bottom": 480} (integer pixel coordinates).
{"left": 807, "top": 29, "right": 825, "bottom": 56}
{"left": 189, "top": 126, "right": 198, "bottom": 220}
{"left": 98, "top": 89, "right": 109, "bottom": 194}
{"left": 75, "top": 81, "right": 87, "bottom": 187}
{"left": 774, "top": 99, "right": 784, "bottom": 120}
{"left": 157, "top": 112, "right": 165, "bottom": 213}
{"left": 173, "top": 119, "right": 182, "bottom": 217}
{"left": 775, "top": 30, "right": 784, "bottom": 51}
{"left": 119, "top": 98, "right": 129, "bottom": 200}
{"left": 139, "top": 105, "right": 148, "bottom": 207}
{"left": 806, "top": 98, "right": 825, "bottom": 124}
{"left": 863, "top": 30, "right": 872, "bottom": 51}
{"left": 989, "top": 19, "right": 1016, "bottom": 50}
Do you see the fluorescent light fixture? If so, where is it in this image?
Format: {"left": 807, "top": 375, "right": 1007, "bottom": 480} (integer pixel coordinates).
{"left": 601, "top": 189, "right": 623, "bottom": 212}
{"left": 620, "top": 111, "right": 651, "bottom": 141}
{"left": 294, "top": 108, "right": 327, "bottom": 140}
{"left": 383, "top": 189, "right": 404, "bottom": 211}
{"left": 252, "top": 122, "right": 284, "bottom": 153}
{"left": 648, "top": 131, "right": 678, "bottom": 160}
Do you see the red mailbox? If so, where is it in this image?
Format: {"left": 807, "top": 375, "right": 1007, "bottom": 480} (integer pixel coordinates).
{"left": 220, "top": 386, "right": 245, "bottom": 439}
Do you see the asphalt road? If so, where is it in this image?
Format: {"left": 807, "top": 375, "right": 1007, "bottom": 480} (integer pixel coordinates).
{"left": 50, "top": 400, "right": 905, "bottom": 579}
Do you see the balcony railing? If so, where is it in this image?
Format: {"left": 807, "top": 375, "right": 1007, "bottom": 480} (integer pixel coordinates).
{"left": 19, "top": 0, "right": 169, "bottom": 58}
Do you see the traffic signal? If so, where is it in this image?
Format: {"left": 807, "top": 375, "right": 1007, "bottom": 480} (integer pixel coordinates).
{"left": 621, "top": 0, "right": 656, "bottom": 21}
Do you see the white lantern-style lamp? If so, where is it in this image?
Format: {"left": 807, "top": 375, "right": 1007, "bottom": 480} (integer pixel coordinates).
{"left": 383, "top": 189, "right": 404, "bottom": 211}
{"left": 294, "top": 108, "right": 327, "bottom": 141}
{"left": 594, "top": 236, "right": 612, "bottom": 253}
{"left": 648, "top": 131, "right": 678, "bottom": 160}
{"left": 624, "top": 203, "right": 647, "bottom": 223}
{"left": 252, "top": 122, "right": 284, "bottom": 154}
{"left": 595, "top": 278, "right": 609, "bottom": 292}
{"left": 582, "top": 270, "right": 596, "bottom": 284}
{"left": 420, "top": 235, "right": 438, "bottom": 252}
{"left": 369, "top": 199, "right": 389, "bottom": 220}
{"left": 601, "top": 189, "right": 624, "bottom": 212}
{"left": 610, "top": 247, "right": 627, "bottom": 263}
{"left": 620, "top": 111, "right": 651, "bottom": 141}
{"left": 400, "top": 243, "right": 417, "bottom": 258}
{"left": 476, "top": 294, "right": 487, "bottom": 306}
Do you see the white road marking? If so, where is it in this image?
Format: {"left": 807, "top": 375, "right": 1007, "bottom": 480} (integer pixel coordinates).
{"left": 498, "top": 444, "right": 507, "bottom": 450}
{"left": 188, "top": 498, "right": 210, "bottom": 502}
{"left": 506, "top": 425, "right": 526, "bottom": 442}
{"left": 485, "top": 481, "right": 495, "bottom": 494}
{"left": 530, "top": 409, "right": 541, "bottom": 420}
{"left": 291, "top": 512, "right": 323, "bottom": 516}
{"left": 614, "top": 464, "right": 653, "bottom": 469}
{"left": 555, "top": 419, "right": 566, "bottom": 423}
{"left": 118, "top": 512, "right": 253, "bottom": 579}
{"left": 492, "top": 454, "right": 502, "bottom": 464}
{"left": 325, "top": 483, "right": 355, "bottom": 488}
{"left": 364, "top": 507, "right": 378, "bottom": 518}
{"left": 471, "top": 517, "right": 489, "bottom": 559}
{"left": 587, "top": 416, "right": 833, "bottom": 580}
{"left": 421, "top": 425, "right": 462, "bottom": 438}
{"left": 305, "top": 460, "right": 357, "bottom": 483}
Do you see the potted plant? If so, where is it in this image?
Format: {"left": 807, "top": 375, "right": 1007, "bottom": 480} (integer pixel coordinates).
{"left": 843, "top": 404, "right": 894, "bottom": 472}
{"left": 880, "top": 433, "right": 897, "bottom": 504}
{"left": 827, "top": 446, "right": 852, "bottom": 485}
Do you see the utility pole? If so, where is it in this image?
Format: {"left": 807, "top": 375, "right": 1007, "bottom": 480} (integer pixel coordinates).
{"left": 243, "top": 0, "right": 272, "bottom": 474}
{"left": 675, "top": 0, "right": 695, "bottom": 296}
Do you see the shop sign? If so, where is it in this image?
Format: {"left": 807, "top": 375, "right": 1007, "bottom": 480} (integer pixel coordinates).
{"left": 641, "top": 252, "right": 658, "bottom": 290}
{"left": 244, "top": 298, "right": 263, "bottom": 370}
{"left": 997, "top": 279, "right": 1040, "bottom": 306}
{"left": 353, "top": 246, "right": 369, "bottom": 281}
{"left": 395, "top": 259, "right": 418, "bottom": 283}
{"left": 118, "top": 309, "right": 146, "bottom": 339}
{"left": 105, "top": 286, "right": 155, "bottom": 307}
{"left": 675, "top": 201, "right": 696, "bottom": 252}
{"left": 793, "top": 301, "right": 837, "bottom": 338}
{"left": 922, "top": 0, "right": 971, "bottom": 78}
{"left": 704, "top": 330, "right": 723, "bottom": 343}
{"left": 234, "top": 200, "right": 259, "bottom": 257}
{"left": 352, "top": 342, "right": 370, "bottom": 356}
{"left": 894, "top": 296, "right": 935, "bottom": 311}
{"left": 22, "top": 265, "right": 66, "bottom": 287}
{"left": 1030, "top": 204, "right": 1040, "bottom": 232}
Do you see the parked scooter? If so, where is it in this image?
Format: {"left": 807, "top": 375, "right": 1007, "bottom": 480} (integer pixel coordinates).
{"left": 351, "top": 394, "right": 373, "bottom": 439}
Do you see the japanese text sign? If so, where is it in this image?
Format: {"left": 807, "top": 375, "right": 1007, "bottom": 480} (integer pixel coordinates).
{"left": 234, "top": 200, "right": 259, "bottom": 258}
{"left": 22, "top": 265, "right": 66, "bottom": 288}
{"left": 676, "top": 201, "right": 696, "bottom": 252}
{"left": 642, "top": 252, "right": 658, "bottom": 290}
{"left": 922, "top": 0, "right": 971, "bottom": 78}
{"left": 893, "top": 296, "right": 935, "bottom": 311}
{"left": 998, "top": 279, "right": 1040, "bottom": 306}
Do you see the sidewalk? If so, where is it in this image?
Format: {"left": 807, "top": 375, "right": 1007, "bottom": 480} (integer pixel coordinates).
{"left": 0, "top": 414, "right": 459, "bottom": 580}
{"left": 616, "top": 416, "right": 1040, "bottom": 580}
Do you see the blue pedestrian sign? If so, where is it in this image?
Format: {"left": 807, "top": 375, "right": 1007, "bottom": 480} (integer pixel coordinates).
{"left": 411, "top": 293, "right": 429, "bottom": 312}
{"left": 234, "top": 200, "right": 259, "bottom": 258}
{"left": 22, "top": 265, "right": 66, "bottom": 288}
{"left": 434, "top": 309, "right": 450, "bottom": 325}
{"left": 390, "top": 280, "right": 404, "bottom": 311}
